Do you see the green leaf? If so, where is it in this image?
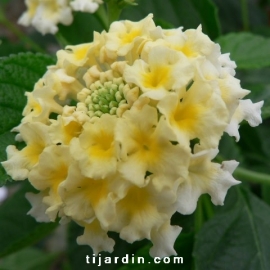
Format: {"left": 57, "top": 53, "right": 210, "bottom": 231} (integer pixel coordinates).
{"left": 214, "top": 0, "right": 268, "bottom": 34}
{"left": 190, "top": 0, "right": 221, "bottom": 40}
{"left": 0, "top": 247, "right": 59, "bottom": 270}
{"left": 261, "top": 184, "right": 270, "bottom": 206}
{"left": 0, "top": 181, "right": 58, "bottom": 258}
{"left": 0, "top": 52, "right": 55, "bottom": 186}
{"left": 121, "top": 0, "right": 201, "bottom": 31}
{"left": 217, "top": 33, "right": 270, "bottom": 69}
{"left": 194, "top": 187, "right": 270, "bottom": 270}
{"left": 235, "top": 124, "right": 270, "bottom": 171}
{"left": 121, "top": 0, "right": 220, "bottom": 38}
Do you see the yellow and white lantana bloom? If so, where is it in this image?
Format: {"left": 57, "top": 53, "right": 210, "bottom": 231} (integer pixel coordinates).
{"left": 18, "top": 0, "right": 103, "bottom": 35}
{"left": 2, "top": 14, "right": 263, "bottom": 257}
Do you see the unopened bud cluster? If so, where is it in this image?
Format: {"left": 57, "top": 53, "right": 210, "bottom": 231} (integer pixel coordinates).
{"left": 86, "top": 78, "right": 128, "bottom": 117}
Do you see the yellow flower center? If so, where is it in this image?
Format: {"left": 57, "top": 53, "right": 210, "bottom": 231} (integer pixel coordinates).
{"left": 22, "top": 142, "right": 45, "bottom": 166}
{"left": 118, "top": 186, "right": 150, "bottom": 214}
{"left": 74, "top": 46, "right": 89, "bottom": 61}
{"left": 142, "top": 66, "right": 170, "bottom": 89}
{"left": 121, "top": 28, "right": 142, "bottom": 44}
{"left": 88, "top": 130, "right": 114, "bottom": 159}
{"left": 173, "top": 102, "right": 201, "bottom": 132}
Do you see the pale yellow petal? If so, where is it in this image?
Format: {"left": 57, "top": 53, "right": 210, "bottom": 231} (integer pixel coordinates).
{"left": 1, "top": 122, "right": 52, "bottom": 180}
{"left": 59, "top": 163, "right": 128, "bottom": 228}
{"left": 124, "top": 46, "right": 193, "bottom": 100}
{"left": 76, "top": 219, "right": 115, "bottom": 254}
{"left": 70, "top": 114, "right": 118, "bottom": 179}
{"left": 176, "top": 149, "right": 240, "bottom": 215}
{"left": 116, "top": 105, "right": 190, "bottom": 186}
{"left": 25, "top": 192, "right": 50, "bottom": 223}
{"left": 158, "top": 80, "right": 229, "bottom": 148}
{"left": 150, "top": 221, "right": 182, "bottom": 258}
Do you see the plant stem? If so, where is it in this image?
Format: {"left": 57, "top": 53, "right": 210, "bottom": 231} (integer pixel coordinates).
{"left": 0, "top": 8, "right": 45, "bottom": 53}
{"left": 194, "top": 197, "right": 204, "bottom": 233}
{"left": 55, "top": 32, "right": 71, "bottom": 48}
{"left": 240, "top": 0, "right": 250, "bottom": 31}
{"left": 216, "top": 155, "right": 270, "bottom": 185}
{"left": 106, "top": 1, "right": 122, "bottom": 26}
{"left": 234, "top": 166, "right": 270, "bottom": 185}
{"left": 95, "top": 4, "right": 109, "bottom": 31}
{"left": 202, "top": 195, "right": 215, "bottom": 219}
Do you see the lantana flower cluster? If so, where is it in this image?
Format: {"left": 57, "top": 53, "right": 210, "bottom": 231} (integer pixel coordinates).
{"left": 2, "top": 14, "right": 263, "bottom": 257}
{"left": 18, "top": 0, "right": 103, "bottom": 35}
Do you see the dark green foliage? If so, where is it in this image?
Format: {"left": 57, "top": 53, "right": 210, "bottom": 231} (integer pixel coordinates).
{"left": 194, "top": 187, "right": 270, "bottom": 270}
{"left": 217, "top": 33, "right": 270, "bottom": 69}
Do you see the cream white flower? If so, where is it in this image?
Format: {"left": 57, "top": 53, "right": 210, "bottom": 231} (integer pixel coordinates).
{"left": 176, "top": 148, "right": 240, "bottom": 215}
{"left": 124, "top": 46, "right": 193, "bottom": 100}
{"left": 158, "top": 80, "right": 229, "bottom": 148}
{"left": 70, "top": 114, "right": 119, "bottom": 179}
{"left": 21, "top": 84, "right": 63, "bottom": 125}
{"left": 49, "top": 115, "right": 82, "bottom": 145}
{"left": 70, "top": 0, "right": 103, "bottom": 13}
{"left": 18, "top": 0, "right": 73, "bottom": 35}
{"left": 218, "top": 53, "right": 237, "bottom": 77}
{"left": 195, "top": 58, "right": 250, "bottom": 118}
{"left": 76, "top": 220, "right": 115, "bottom": 254}
{"left": 25, "top": 192, "right": 51, "bottom": 222}
{"left": 2, "top": 122, "right": 51, "bottom": 180}
{"left": 105, "top": 14, "right": 156, "bottom": 57}
{"left": 46, "top": 66, "right": 85, "bottom": 101}
{"left": 56, "top": 43, "right": 93, "bottom": 69}
{"left": 58, "top": 163, "right": 129, "bottom": 228}
{"left": 150, "top": 221, "right": 182, "bottom": 258}
{"left": 18, "top": 0, "right": 39, "bottom": 26}
{"left": 28, "top": 145, "right": 71, "bottom": 221}
{"left": 2, "top": 14, "right": 264, "bottom": 258}
{"left": 115, "top": 104, "right": 190, "bottom": 187}
{"left": 164, "top": 25, "right": 216, "bottom": 59}
{"left": 226, "top": 99, "right": 264, "bottom": 141}
{"left": 110, "top": 182, "right": 177, "bottom": 244}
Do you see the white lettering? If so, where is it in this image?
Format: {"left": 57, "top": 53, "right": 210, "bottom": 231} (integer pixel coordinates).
{"left": 174, "top": 257, "right": 183, "bottom": 264}
{"left": 122, "top": 254, "right": 129, "bottom": 264}
{"left": 163, "top": 257, "right": 170, "bottom": 264}
{"left": 98, "top": 254, "right": 101, "bottom": 267}
{"left": 85, "top": 254, "right": 184, "bottom": 265}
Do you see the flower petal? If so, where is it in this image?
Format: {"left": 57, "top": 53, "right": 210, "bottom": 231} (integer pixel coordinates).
{"left": 150, "top": 221, "right": 182, "bottom": 258}
{"left": 176, "top": 149, "right": 240, "bottom": 215}
{"left": 77, "top": 219, "right": 115, "bottom": 254}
